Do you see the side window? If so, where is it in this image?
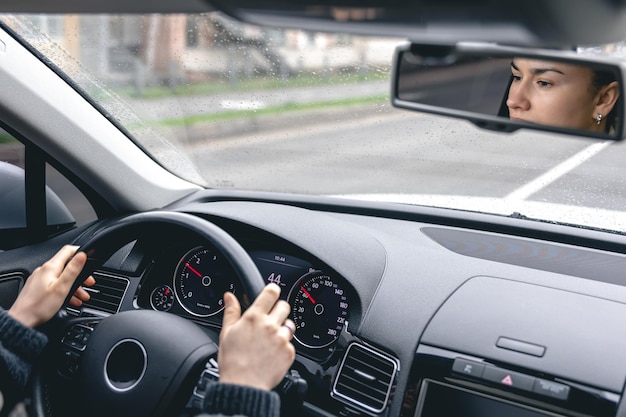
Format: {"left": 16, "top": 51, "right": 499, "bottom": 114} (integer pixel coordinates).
{"left": 0, "top": 129, "right": 97, "bottom": 249}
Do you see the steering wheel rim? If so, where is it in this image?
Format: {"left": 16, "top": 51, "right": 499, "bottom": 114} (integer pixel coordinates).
{"left": 33, "top": 211, "right": 267, "bottom": 417}
{"left": 65, "top": 211, "right": 266, "bottom": 306}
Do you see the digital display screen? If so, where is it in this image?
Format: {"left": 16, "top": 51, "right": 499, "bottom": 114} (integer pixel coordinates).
{"left": 416, "top": 381, "right": 563, "bottom": 417}
{"left": 249, "top": 250, "right": 315, "bottom": 300}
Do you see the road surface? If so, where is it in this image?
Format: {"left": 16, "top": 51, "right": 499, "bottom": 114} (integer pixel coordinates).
{"left": 185, "top": 106, "right": 626, "bottom": 216}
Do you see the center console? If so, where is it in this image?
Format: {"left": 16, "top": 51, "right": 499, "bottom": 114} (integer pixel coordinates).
{"left": 401, "top": 345, "right": 619, "bottom": 417}
{"left": 400, "top": 276, "right": 626, "bottom": 417}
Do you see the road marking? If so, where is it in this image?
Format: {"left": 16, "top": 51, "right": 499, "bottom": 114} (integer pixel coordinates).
{"left": 505, "top": 140, "right": 612, "bottom": 201}
{"left": 220, "top": 100, "right": 265, "bottom": 110}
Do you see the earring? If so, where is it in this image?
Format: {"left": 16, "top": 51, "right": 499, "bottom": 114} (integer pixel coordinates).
{"left": 596, "top": 113, "right": 603, "bottom": 125}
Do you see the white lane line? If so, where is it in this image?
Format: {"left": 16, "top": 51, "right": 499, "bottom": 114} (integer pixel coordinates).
{"left": 221, "top": 100, "right": 266, "bottom": 110}
{"left": 504, "top": 140, "right": 612, "bottom": 201}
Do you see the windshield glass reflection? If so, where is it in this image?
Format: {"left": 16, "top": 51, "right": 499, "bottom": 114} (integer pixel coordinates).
{"left": 3, "top": 13, "right": 626, "bottom": 233}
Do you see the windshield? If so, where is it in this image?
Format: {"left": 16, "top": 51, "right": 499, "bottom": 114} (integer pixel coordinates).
{"left": 2, "top": 12, "right": 626, "bottom": 232}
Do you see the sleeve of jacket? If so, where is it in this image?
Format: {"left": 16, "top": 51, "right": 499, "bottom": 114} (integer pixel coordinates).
{"left": 0, "top": 308, "right": 48, "bottom": 416}
{"left": 197, "top": 382, "right": 281, "bottom": 417}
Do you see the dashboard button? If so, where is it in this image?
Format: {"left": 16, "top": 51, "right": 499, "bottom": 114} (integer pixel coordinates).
{"left": 482, "top": 367, "right": 535, "bottom": 391}
{"left": 452, "top": 358, "right": 485, "bottom": 378}
{"left": 533, "top": 379, "right": 570, "bottom": 400}
{"left": 496, "top": 337, "right": 545, "bottom": 357}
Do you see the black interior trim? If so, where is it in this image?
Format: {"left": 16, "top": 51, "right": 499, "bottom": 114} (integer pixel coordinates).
{"left": 25, "top": 144, "right": 47, "bottom": 243}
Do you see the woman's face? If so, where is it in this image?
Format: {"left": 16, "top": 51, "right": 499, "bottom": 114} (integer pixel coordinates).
{"left": 507, "top": 58, "right": 600, "bottom": 131}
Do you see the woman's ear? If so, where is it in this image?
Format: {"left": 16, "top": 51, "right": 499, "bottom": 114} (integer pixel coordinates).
{"left": 595, "top": 81, "right": 620, "bottom": 116}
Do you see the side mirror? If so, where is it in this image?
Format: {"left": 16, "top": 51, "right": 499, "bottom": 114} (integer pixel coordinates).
{"left": 0, "top": 161, "right": 75, "bottom": 249}
{"left": 391, "top": 42, "right": 625, "bottom": 140}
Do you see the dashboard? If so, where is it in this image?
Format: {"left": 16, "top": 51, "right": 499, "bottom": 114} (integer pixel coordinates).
{"left": 18, "top": 195, "right": 626, "bottom": 417}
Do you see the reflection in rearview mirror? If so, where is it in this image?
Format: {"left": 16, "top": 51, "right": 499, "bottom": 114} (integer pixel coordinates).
{"left": 392, "top": 43, "right": 625, "bottom": 140}
{"left": 507, "top": 58, "right": 619, "bottom": 133}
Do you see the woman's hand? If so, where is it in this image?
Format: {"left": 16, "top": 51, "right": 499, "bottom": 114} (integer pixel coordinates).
{"left": 218, "top": 283, "right": 296, "bottom": 391}
{"left": 8, "top": 245, "right": 95, "bottom": 328}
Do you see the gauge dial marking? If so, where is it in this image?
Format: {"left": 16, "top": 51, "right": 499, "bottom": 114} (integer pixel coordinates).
{"left": 186, "top": 263, "right": 202, "bottom": 278}
{"left": 300, "top": 286, "right": 316, "bottom": 304}
{"left": 150, "top": 285, "right": 174, "bottom": 312}
{"left": 289, "top": 271, "right": 349, "bottom": 349}
{"left": 174, "top": 246, "right": 235, "bottom": 317}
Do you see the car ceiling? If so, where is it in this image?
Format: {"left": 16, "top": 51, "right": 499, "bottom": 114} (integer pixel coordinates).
{"left": 0, "top": 0, "right": 211, "bottom": 13}
{"left": 2, "top": 0, "right": 626, "bottom": 47}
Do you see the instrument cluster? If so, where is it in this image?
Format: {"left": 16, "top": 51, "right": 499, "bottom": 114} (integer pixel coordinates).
{"left": 250, "top": 249, "right": 350, "bottom": 350}
{"left": 139, "top": 243, "right": 353, "bottom": 354}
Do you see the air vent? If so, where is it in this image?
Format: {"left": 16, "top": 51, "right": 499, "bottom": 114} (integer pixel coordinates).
{"left": 81, "top": 272, "right": 129, "bottom": 315}
{"left": 332, "top": 343, "right": 398, "bottom": 414}
{"left": 0, "top": 272, "right": 24, "bottom": 310}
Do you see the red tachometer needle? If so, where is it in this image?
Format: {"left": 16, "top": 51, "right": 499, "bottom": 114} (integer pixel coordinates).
{"left": 186, "top": 263, "right": 203, "bottom": 278}
{"left": 301, "top": 286, "right": 316, "bottom": 304}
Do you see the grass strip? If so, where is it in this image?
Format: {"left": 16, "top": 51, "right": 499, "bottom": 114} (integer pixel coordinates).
{"left": 155, "top": 94, "right": 389, "bottom": 128}
{"left": 0, "top": 134, "right": 16, "bottom": 144}
{"left": 116, "top": 71, "right": 389, "bottom": 100}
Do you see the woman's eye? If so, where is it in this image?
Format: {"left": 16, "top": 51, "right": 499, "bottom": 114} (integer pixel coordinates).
{"left": 512, "top": 75, "right": 521, "bottom": 82}
{"left": 537, "top": 80, "right": 553, "bottom": 87}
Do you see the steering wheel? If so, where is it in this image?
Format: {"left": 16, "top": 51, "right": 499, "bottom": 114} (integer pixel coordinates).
{"left": 32, "top": 211, "right": 266, "bottom": 417}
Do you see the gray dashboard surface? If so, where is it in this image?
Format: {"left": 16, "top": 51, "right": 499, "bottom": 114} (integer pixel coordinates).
{"left": 171, "top": 199, "right": 626, "bottom": 415}
{"left": 421, "top": 276, "right": 626, "bottom": 393}
{"left": 423, "top": 226, "right": 626, "bottom": 285}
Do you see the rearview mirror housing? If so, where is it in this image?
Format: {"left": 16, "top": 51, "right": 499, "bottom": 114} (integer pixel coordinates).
{"left": 391, "top": 42, "right": 626, "bottom": 140}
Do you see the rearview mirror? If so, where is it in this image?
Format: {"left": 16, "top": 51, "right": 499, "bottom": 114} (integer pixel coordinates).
{"left": 391, "top": 42, "right": 626, "bottom": 140}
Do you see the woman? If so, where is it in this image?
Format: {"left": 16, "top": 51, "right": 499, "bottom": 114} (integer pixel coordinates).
{"left": 506, "top": 57, "right": 620, "bottom": 133}
{"left": 1, "top": 246, "right": 295, "bottom": 417}
{"left": 0, "top": 246, "right": 95, "bottom": 416}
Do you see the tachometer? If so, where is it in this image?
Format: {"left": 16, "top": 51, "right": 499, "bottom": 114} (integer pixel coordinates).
{"left": 289, "top": 271, "right": 349, "bottom": 348}
{"left": 174, "top": 246, "right": 235, "bottom": 317}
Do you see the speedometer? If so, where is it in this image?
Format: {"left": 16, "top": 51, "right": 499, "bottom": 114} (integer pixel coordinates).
{"left": 289, "top": 271, "right": 349, "bottom": 348}
{"left": 173, "top": 246, "right": 235, "bottom": 317}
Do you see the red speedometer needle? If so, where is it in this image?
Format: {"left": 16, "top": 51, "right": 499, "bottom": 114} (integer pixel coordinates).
{"left": 186, "top": 263, "right": 203, "bottom": 278}
{"left": 301, "top": 287, "right": 316, "bottom": 304}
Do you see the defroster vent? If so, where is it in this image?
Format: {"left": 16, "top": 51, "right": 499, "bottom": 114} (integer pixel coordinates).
{"left": 332, "top": 343, "right": 398, "bottom": 414}
{"left": 81, "top": 272, "right": 129, "bottom": 315}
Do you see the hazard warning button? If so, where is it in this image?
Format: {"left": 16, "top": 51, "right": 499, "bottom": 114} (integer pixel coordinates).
{"left": 482, "top": 366, "right": 535, "bottom": 392}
